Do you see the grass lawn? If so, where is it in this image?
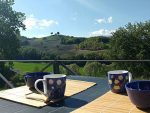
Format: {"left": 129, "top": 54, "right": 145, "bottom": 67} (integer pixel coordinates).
{"left": 13, "top": 62, "right": 53, "bottom": 73}
{"left": 13, "top": 62, "right": 84, "bottom": 75}
{"left": 13, "top": 62, "right": 106, "bottom": 76}
{"left": 13, "top": 62, "right": 86, "bottom": 76}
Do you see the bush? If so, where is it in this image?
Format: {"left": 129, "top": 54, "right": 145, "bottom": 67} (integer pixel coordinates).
{"left": 11, "top": 74, "right": 25, "bottom": 87}
{"left": 110, "top": 21, "right": 150, "bottom": 78}
{"left": 83, "top": 62, "right": 104, "bottom": 76}
{"left": 60, "top": 63, "right": 80, "bottom": 75}
{"left": 83, "top": 62, "right": 116, "bottom": 77}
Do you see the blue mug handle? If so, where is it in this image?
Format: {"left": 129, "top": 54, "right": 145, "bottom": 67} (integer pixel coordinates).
{"left": 34, "top": 79, "right": 54, "bottom": 103}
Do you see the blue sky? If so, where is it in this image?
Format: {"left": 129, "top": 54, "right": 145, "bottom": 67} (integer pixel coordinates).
{"left": 13, "top": 0, "right": 150, "bottom": 38}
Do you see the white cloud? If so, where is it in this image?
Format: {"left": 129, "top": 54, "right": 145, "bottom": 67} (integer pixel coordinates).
{"left": 38, "top": 19, "right": 58, "bottom": 27}
{"left": 108, "top": 16, "right": 112, "bottom": 23}
{"left": 23, "top": 15, "right": 37, "bottom": 29}
{"left": 23, "top": 15, "right": 58, "bottom": 29}
{"left": 96, "top": 16, "right": 113, "bottom": 24}
{"left": 90, "top": 29, "right": 115, "bottom": 37}
{"left": 96, "top": 18, "right": 106, "bottom": 24}
{"left": 36, "top": 34, "right": 49, "bottom": 38}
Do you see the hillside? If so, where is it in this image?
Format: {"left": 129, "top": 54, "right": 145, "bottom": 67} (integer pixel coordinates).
{"left": 19, "top": 35, "right": 110, "bottom": 60}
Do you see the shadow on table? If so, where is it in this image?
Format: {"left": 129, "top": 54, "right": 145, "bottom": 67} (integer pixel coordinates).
{"left": 136, "top": 107, "right": 150, "bottom": 112}
{"left": 47, "top": 97, "right": 88, "bottom": 108}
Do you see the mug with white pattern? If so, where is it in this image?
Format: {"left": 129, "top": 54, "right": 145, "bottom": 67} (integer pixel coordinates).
{"left": 107, "top": 70, "right": 132, "bottom": 93}
{"left": 34, "top": 74, "right": 66, "bottom": 102}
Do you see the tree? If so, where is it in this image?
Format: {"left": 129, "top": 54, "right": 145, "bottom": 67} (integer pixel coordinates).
{"left": 50, "top": 32, "right": 53, "bottom": 35}
{"left": 19, "top": 47, "right": 41, "bottom": 60}
{"left": 0, "top": 0, "right": 25, "bottom": 87}
{"left": 78, "top": 37, "right": 103, "bottom": 50}
{"left": 60, "top": 63, "right": 80, "bottom": 75}
{"left": 56, "top": 32, "right": 60, "bottom": 35}
{"left": 110, "top": 21, "right": 150, "bottom": 78}
{"left": 83, "top": 62, "right": 103, "bottom": 76}
{"left": 0, "top": 0, "right": 25, "bottom": 59}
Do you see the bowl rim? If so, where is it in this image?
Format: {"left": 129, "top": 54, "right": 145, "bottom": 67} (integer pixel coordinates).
{"left": 108, "top": 70, "right": 128, "bottom": 75}
{"left": 125, "top": 80, "right": 150, "bottom": 92}
{"left": 25, "top": 72, "right": 51, "bottom": 77}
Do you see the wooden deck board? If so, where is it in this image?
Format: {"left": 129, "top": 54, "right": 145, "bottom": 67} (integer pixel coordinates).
{"left": 72, "top": 91, "right": 150, "bottom": 113}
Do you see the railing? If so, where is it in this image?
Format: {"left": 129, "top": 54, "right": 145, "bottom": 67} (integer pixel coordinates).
{"left": 0, "top": 60, "right": 150, "bottom": 88}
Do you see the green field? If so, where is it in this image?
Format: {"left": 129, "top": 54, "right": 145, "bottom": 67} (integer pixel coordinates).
{"left": 13, "top": 62, "right": 107, "bottom": 77}
{"left": 13, "top": 62, "right": 53, "bottom": 73}
{"left": 13, "top": 62, "right": 86, "bottom": 76}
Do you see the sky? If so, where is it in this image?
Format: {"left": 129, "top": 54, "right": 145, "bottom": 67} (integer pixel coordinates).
{"left": 13, "top": 0, "right": 150, "bottom": 38}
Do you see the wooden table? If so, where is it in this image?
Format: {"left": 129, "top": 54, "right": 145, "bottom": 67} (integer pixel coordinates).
{"left": 72, "top": 91, "right": 150, "bottom": 113}
{"left": 0, "top": 76, "right": 109, "bottom": 113}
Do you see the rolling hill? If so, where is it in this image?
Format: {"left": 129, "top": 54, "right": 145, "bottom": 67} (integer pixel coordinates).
{"left": 19, "top": 34, "right": 110, "bottom": 59}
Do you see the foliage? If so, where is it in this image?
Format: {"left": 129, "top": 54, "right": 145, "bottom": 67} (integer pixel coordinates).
{"left": 0, "top": 64, "right": 15, "bottom": 88}
{"left": 0, "top": 0, "right": 25, "bottom": 59}
{"left": 20, "top": 36, "right": 29, "bottom": 46}
{"left": 78, "top": 37, "right": 103, "bottom": 50}
{"left": 18, "top": 47, "right": 41, "bottom": 60}
{"left": 73, "top": 51, "right": 107, "bottom": 60}
{"left": 83, "top": 62, "right": 115, "bottom": 77}
{"left": 67, "top": 63, "right": 80, "bottom": 75}
{"left": 100, "top": 36, "right": 110, "bottom": 43}
{"left": 41, "top": 52, "right": 60, "bottom": 60}
{"left": 0, "top": 0, "right": 25, "bottom": 88}
{"left": 19, "top": 35, "right": 110, "bottom": 60}
{"left": 83, "top": 62, "right": 105, "bottom": 76}
{"left": 110, "top": 21, "right": 150, "bottom": 78}
{"left": 84, "top": 52, "right": 102, "bottom": 60}
{"left": 11, "top": 73, "right": 25, "bottom": 87}
{"left": 61, "top": 36, "right": 85, "bottom": 45}
{"left": 60, "top": 63, "right": 80, "bottom": 75}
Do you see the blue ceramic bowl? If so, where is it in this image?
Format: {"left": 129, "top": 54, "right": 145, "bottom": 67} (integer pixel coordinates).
{"left": 125, "top": 81, "right": 150, "bottom": 109}
{"left": 24, "top": 72, "right": 51, "bottom": 89}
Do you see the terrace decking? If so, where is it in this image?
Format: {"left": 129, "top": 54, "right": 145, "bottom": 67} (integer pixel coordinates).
{"left": 72, "top": 91, "right": 150, "bottom": 113}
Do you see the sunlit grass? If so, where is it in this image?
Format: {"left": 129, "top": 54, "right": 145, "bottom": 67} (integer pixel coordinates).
{"left": 13, "top": 62, "right": 107, "bottom": 77}
{"left": 13, "top": 62, "right": 53, "bottom": 73}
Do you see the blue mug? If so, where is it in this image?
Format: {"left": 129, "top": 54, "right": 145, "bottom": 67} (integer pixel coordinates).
{"left": 107, "top": 70, "right": 132, "bottom": 93}
{"left": 34, "top": 74, "right": 66, "bottom": 102}
{"left": 24, "top": 72, "right": 50, "bottom": 89}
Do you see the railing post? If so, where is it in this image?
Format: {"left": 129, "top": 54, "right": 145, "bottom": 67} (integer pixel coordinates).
{"left": 53, "top": 61, "right": 60, "bottom": 74}
{"left": 40, "top": 62, "right": 52, "bottom": 72}
{"left": 0, "top": 73, "right": 14, "bottom": 88}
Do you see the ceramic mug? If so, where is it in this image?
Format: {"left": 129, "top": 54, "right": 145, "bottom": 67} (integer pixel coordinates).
{"left": 24, "top": 72, "right": 50, "bottom": 89}
{"left": 107, "top": 70, "right": 132, "bottom": 93}
{"left": 34, "top": 74, "right": 66, "bottom": 102}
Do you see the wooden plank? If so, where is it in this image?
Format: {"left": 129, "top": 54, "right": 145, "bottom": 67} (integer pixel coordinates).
{"left": 71, "top": 91, "right": 150, "bottom": 113}
{"left": 0, "top": 79, "right": 96, "bottom": 107}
